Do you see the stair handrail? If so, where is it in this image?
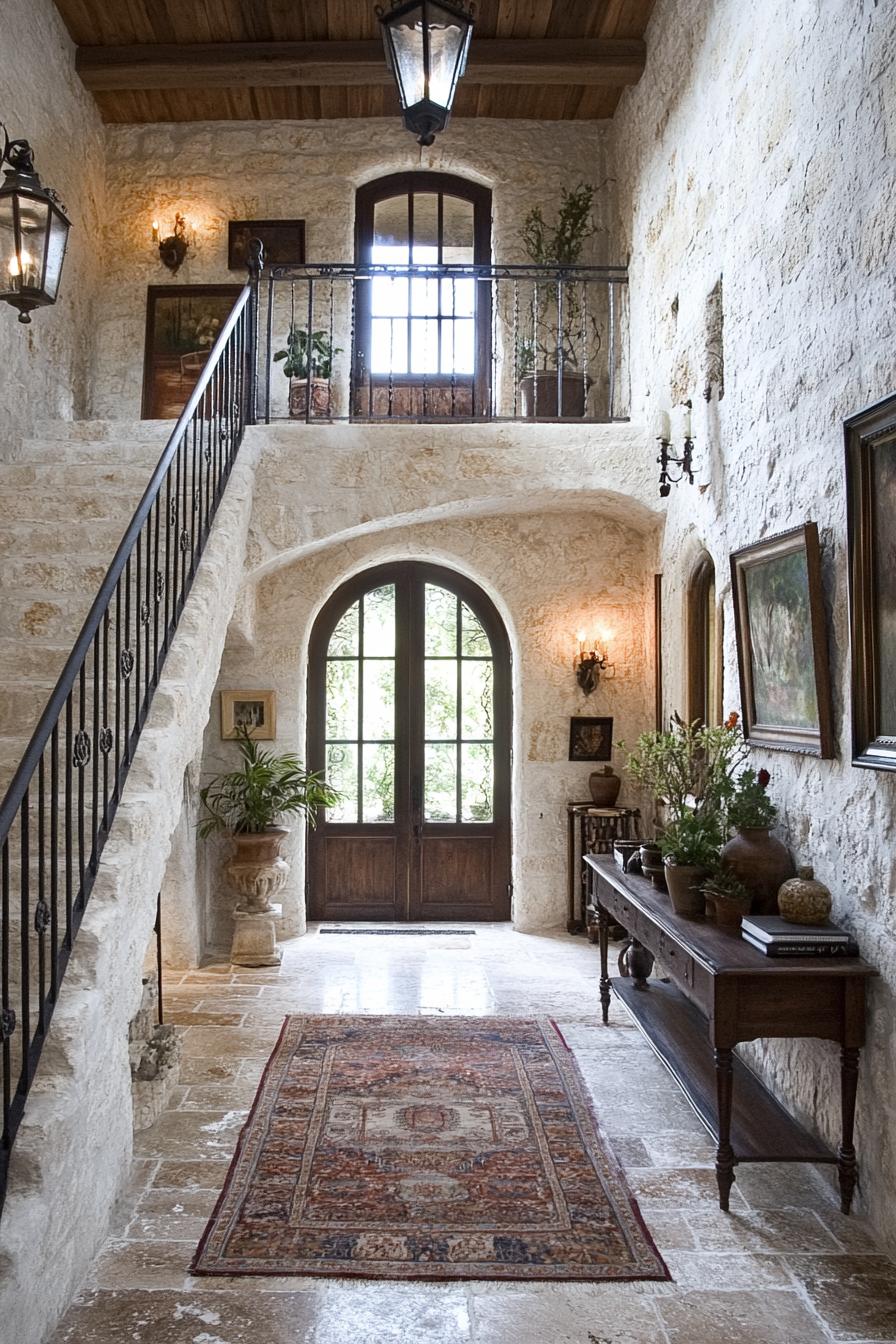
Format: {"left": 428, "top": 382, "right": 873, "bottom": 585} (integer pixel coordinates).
{"left": 0, "top": 243, "right": 263, "bottom": 1213}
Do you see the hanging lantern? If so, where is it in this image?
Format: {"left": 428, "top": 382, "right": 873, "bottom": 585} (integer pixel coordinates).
{"left": 0, "top": 129, "right": 72, "bottom": 325}
{"left": 377, "top": 0, "right": 475, "bottom": 146}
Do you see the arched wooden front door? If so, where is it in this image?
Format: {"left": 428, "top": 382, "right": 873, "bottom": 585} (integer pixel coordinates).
{"left": 307, "top": 562, "right": 511, "bottom": 921}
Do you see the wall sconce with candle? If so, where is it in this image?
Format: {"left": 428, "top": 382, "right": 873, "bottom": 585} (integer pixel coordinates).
{"left": 574, "top": 628, "right": 615, "bottom": 696}
{"left": 0, "top": 123, "right": 71, "bottom": 324}
{"left": 655, "top": 399, "right": 695, "bottom": 497}
{"left": 152, "top": 213, "right": 189, "bottom": 273}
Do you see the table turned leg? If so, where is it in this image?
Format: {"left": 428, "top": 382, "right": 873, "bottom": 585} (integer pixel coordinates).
{"left": 838, "top": 1046, "right": 860, "bottom": 1214}
{"left": 714, "top": 1047, "right": 736, "bottom": 1211}
{"left": 598, "top": 905, "right": 611, "bottom": 1025}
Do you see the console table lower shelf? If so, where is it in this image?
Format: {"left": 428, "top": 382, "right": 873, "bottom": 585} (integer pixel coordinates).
{"left": 612, "top": 977, "right": 832, "bottom": 1165}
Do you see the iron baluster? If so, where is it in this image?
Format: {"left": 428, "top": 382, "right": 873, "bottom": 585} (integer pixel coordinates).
{"left": 91, "top": 629, "right": 100, "bottom": 873}
{"left": 50, "top": 724, "right": 59, "bottom": 1000}
{"left": 36, "top": 758, "right": 46, "bottom": 1035}
{"left": 64, "top": 694, "right": 73, "bottom": 948}
{"left": 18, "top": 792, "right": 29, "bottom": 1092}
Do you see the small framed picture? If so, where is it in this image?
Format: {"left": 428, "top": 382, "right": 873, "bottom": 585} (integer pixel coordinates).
{"left": 228, "top": 219, "right": 305, "bottom": 270}
{"left": 142, "top": 284, "right": 242, "bottom": 419}
{"left": 569, "top": 717, "right": 613, "bottom": 762}
{"left": 220, "top": 690, "right": 277, "bottom": 741}
{"left": 730, "top": 522, "right": 834, "bottom": 757}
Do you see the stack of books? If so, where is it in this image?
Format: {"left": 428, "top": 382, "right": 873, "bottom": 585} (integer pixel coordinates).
{"left": 741, "top": 915, "right": 858, "bottom": 958}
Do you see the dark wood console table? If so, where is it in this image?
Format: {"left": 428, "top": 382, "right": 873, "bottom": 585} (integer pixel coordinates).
{"left": 586, "top": 855, "right": 876, "bottom": 1213}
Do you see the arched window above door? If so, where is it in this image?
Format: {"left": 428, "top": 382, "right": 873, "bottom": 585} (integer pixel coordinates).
{"left": 353, "top": 172, "right": 492, "bottom": 417}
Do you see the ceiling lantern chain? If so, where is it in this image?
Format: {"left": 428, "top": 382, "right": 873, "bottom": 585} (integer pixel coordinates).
{"left": 377, "top": 0, "right": 475, "bottom": 146}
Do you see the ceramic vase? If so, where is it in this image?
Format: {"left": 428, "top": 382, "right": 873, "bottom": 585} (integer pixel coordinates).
{"left": 663, "top": 861, "right": 707, "bottom": 917}
{"left": 778, "top": 865, "right": 833, "bottom": 925}
{"left": 720, "top": 827, "right": 795, "bottom": 916}
{"left": 588, "top": 766, "right": 621, "bottom": 807}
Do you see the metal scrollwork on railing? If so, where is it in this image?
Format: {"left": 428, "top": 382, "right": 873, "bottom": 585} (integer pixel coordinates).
{"left": 0, "top": 266, "right": 259, "bottom": 1218}
{"left": 72, "top": 730, "right": 91, "bottom": 768}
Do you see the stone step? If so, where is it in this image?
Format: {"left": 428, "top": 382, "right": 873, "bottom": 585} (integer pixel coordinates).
{"left": 0, "top": 558, "right": 112, "bottom": 599}
{"left": 0, "top": 520, "right": 130, "bottom": 558}
{"left": 30, "top": 418, "right": 172, "bottom": 443}
{"left": 0, "top": 440, "right": 167, "bottom": 467}
{"left": 0, "top": 463, "right": 157, "bottom": 492}
{"left": 0, "top": 489, "right": 145, "bottom": 524}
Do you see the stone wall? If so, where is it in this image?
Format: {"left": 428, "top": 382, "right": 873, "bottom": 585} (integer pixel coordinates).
{"left": 90, "top": 118, "right": 613, "bottom": 419}
{"left": 0, "top": 0, "right": 105, "bottom": 443}
{"left": 188, "top": 422, "right": 660, "bottom": 952}
{"left": 612, "top": 0, "right": 896, "bottom": 1250}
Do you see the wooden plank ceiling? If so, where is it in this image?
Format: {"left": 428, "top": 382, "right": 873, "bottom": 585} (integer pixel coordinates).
{"left": 53, "top": 0, "right": 656, "bottom": 124}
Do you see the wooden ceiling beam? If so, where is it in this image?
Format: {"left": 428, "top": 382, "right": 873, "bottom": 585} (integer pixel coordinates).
{"left": 75, "top": 38, "right": 645, "bottom": 92}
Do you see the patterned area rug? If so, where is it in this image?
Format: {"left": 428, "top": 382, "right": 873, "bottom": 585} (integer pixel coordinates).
{"left": 192, "top": 1015, "right": 668, "bottom": 1281}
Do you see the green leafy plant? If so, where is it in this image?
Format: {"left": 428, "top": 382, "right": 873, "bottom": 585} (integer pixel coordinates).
{"left": 623, "top": 712, "right": 749, "bottom": 826}
{"left": 727, "top": 766, "right": 778, "bottom": 830}
{"left": 701, "top": 868, "right": 751, "bottom": 904}
{"left": 198, "top": 729, "right": 340, "bottom": 838}
{"left": 518, "top": 183, "right": 600, "bottom": 374}
{"left": 273, "top": 324, "right": 342, "bottom": 380}
{"left": 659, "top": 811, "right": 723, "bottom": 869}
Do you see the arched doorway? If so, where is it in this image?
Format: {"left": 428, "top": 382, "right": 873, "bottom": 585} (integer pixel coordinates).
{"left": 307, "top": 562, "right": 511, "bottom": 921}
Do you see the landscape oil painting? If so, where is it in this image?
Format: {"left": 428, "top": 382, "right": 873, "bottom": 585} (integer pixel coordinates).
{"left": 730, "top": 523, "right": 833, "bottom": 757}
{"left": 142, "top": 285, "right": 241, "bottom": 419}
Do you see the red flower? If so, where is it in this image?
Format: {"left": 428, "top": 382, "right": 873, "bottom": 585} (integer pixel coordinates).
{"left": 725, "top": 711, "right": 740, "bottom": 730}
{"left": 757, "top": 768, "right": 771, "bottom": 789}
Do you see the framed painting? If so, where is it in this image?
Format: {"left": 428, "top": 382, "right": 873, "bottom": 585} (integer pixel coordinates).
{"left": 228, "top": 219, "right": 305, "bottom": 271}
{"left": 221, "top": 690, "right": 277, "bottom": 741}
{"left": 142, "top": 285, "right": 241, "bottom": 420}
{"left": 730, "top": 522, "right": 833, "bottom": 757}
{"left": 569, "top": 717, "right": 613, "bottom": 762}
{"left": 846, "top": 393, "right": 896, "bottom": 770}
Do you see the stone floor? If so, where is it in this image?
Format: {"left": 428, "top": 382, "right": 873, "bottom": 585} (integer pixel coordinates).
{"left": 53, "top": 925, "right": 896, "bottom": 1344}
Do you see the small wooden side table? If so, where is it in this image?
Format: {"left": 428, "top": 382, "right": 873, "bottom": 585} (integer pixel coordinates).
{"left": 566, "top": 803, "right": 640, "bottom": 933}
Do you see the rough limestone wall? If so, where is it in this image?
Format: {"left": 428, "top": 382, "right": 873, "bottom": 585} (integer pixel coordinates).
{"left": 612, "top": 0, "right": 896, "bottom": 1249}
{"left": 188, "top": 422, "right": 660, "bottom": 950}
{"left": 0, "top": 0, "right": 105, "bottom": 442}
{"left": 0, "top": 438, "right": 260, "bottom": 1344}
{"left": 90, "top": 118, "right": 613, "bottom": 418}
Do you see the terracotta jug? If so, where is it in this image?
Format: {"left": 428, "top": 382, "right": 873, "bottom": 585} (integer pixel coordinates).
{"left": 588, "top": 766, "right": 621, "bottom": 807}
{"left": 720, "top": 827, "right": 795, "bottom": 916}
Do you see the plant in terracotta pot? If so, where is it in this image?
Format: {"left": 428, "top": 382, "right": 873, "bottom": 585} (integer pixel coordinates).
{"left": 659, "top": 812, "right": 723, "bottom": 917}
{"left": 517, "top": 183, "right": 600, "bottom": 417}
{"left": 721, "top": 767, "right": 795, "bottom": 916}
{"left": 274, "top": 323, "right": 342, "bottom": 420}
{"left": 701, "top": 868, "right": 752, "bottom": 930}
{"left": 199, "top": 729, "right": 340, "bottom": 965}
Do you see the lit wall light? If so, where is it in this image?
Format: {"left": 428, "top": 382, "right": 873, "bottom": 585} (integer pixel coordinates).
{"left": 152, "top": 213, "right": 189, "bottom": 272}
{"left": 574, "top": 627, "right": 615, "bottom": 696}
{"left": 655, "top": 399, "right": 695, "bottom": 497}
{"left": 0, "top": 124, "right": 71, "bottom": 324}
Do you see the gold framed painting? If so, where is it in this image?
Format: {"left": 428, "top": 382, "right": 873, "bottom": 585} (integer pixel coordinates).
{"left": 220, "top": 690, "right": 277, "bottom": 741}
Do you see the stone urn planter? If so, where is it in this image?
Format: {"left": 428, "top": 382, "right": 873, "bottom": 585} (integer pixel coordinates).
{"left": 721, "top": 827, "right": 795, "bottom": 916}
{"left": 289, "top": 376, "right": 331, "bottom": 420}
{"left": 225, "top": 827, "right": 291, "bottom": 968}
{"left": 663, "top": 860, "right": 707, "bottom": 917}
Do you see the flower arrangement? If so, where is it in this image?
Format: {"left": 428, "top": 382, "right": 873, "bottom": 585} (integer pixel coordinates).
{"left": 726, "top": 766, "right": 778, "bottom": 830}
{"left": 623, "top": 711, "right": 748, "bottom": 829}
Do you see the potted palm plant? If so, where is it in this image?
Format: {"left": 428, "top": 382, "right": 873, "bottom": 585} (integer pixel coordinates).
{"left": 517, "top": 182, "right": 598, "bottom": 417}
{"left": 274, "top": 324, "right": 342, "bottom": 420}
{"left": 199, "top": 729, "right": 339, "bottom": 964}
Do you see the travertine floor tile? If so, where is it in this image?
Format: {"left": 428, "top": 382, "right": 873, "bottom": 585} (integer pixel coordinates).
{"left": 656, "top": 1288, "right": 830, "bottom": 1342}
{"left": 784, "top": 1254, "right": 896, "bottom": 1341}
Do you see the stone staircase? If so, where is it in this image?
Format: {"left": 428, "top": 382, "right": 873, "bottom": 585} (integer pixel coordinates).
{"left": 0, "top": 421, "right": 171, "bottom": 794}
{"left": 0, "top": 417, "right": 262, "bottom": 1344}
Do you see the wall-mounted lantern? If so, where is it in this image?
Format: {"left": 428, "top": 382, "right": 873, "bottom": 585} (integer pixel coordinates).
{"left": 152, "top": 213, "right": 189, "bottom": 273}
{"left": 377, "top": 0, "right": 474, "bottom": 146}
{"left": 0, "top": 126, "right": 71, "bottom": 325}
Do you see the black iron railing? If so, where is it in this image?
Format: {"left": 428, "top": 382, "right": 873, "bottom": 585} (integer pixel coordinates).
{"left": 258, "top": 262, "right": 629, "bottom": 424}
{"left": 0, "top": 264, "right": 260, "bottom": 1216}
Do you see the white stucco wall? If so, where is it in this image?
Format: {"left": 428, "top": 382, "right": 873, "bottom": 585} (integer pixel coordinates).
{"left": 612, "top": 0, "right": 896, "bottom": 1252}
{"left": 0, "top": 0, "right": 105, "bottom": 443}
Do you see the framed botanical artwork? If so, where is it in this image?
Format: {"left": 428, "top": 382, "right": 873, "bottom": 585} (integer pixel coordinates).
{"left": 221, "top": 690, "right": 277, "bottom": 741}
{"left": 142, "top": 285, "right": 241, "bottom": 419}
{"left": 228, "top": 219, "right": 305, "bottom": 271}
{"left": 730, "top": 523, "right": 833, "bottom": 757}
{"left": 569, "top": 717, "right": 613, "bottom": 762}
{"left": 846, "top": 393, "right": 896, "bottom": 770}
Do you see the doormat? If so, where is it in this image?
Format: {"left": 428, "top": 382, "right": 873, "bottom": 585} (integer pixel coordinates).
{"left": 191, "top": 1015, "right": 668, "bottom": 1282}
{"left": 319, "top": 928, "right": 475, "bottom": 936}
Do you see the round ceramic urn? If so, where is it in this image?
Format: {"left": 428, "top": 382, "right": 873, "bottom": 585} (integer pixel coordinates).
{"left": 777, "top": 865, "right": 832, "bottom": 925}
{"left": 720, "top": 827, "right": 795, "bottom": 916}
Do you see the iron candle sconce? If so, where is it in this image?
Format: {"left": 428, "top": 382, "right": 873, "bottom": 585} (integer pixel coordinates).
{"left": 152, "top": 213, "right": 189, "bottom": 272}
{"left": 656, "top": 400, "right": 695, "bottom": 497}
{"left": 574, "top": 629, "right": 614, "bottom": 696}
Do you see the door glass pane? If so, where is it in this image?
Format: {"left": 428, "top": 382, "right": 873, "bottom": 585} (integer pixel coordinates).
{"left": 326, "top": 660, "right": 358, "bottom": 740}
{"left": 425, "top": 583, "right": 457, "bottom": 654}
{"left": 329, "top": 600, "right": 359, "bottom": 656}
{"left": 363, "top": 659, "right": 395, "bottom": 742}
{"left": 461, "top": 602, "right": 489, "bottom": 655}
{"left": 442, "top": 195, "right": 474, "bottom": 264}
{"left": 410, "top": 318, "right": 440, "bottom": 373}
{"left": 425, "top": 659, "right": 457, "bottom": 738}
{"left": 326, "top": 743, "right": 358, "bottom": 822}
{"left": 363, "top": 743, "right": 395, "bottom": 822}
{"left": 373, "top": 196, "right": 410, "bottom": 256}
{"left": 411, "top": 193, "right": 439, "bottom": 262}
{"left": 425, "top": 742, "right": 457, "bottom": 821}
{"left": 461, "top": 742, "right": 493, "bottom": 822}
{"left": 364, "top": 584, "right": 396, "bottom": 655}
{"left": 461, "top": 660, "right": 493, "bottom": 739}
